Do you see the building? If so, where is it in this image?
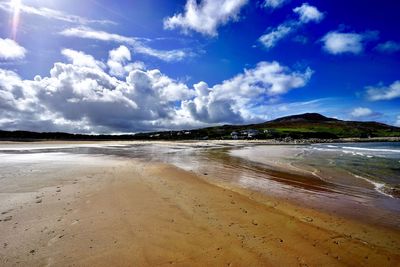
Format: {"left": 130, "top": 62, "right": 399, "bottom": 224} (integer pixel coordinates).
{"left": 230, "top": 131, "right": 239, "bottom": 140}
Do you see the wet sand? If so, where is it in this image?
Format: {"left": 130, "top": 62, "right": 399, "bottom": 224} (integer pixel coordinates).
{"left": 0, "top": 144, "right": 400, "bottom": 266}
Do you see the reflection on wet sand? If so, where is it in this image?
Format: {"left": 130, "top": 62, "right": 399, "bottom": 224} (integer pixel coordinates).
{"left": 1, "top": 142, "right": 399, "bottom": 228}
{"left": 0, "top": 141, "right": 400, "bottom": 266}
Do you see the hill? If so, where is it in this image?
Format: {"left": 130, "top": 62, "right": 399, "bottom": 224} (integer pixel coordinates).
{"left": 135, "top": 113, "right": 400, "bottom": 140}
{"left": 1, "top": 113, "right": 400, "bottom": 141}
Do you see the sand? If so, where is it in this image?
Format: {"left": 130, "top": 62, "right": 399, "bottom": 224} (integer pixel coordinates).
{"left": 0, "top": 150, "right": 400, "bottom": 266}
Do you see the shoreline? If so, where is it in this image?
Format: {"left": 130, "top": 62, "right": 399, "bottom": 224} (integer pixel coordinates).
{"left": 0, "top": 136, "right": 399, "bottom": 145}
{"left": 0, "top": 151, "right": 399, "bottom": 266}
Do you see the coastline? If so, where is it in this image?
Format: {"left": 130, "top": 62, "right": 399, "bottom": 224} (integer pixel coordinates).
{"left": 0, "top": 135, "right": 399, "bottom": 145}
{"left": 0, "top": 145, "right": 399, "bottom": 266}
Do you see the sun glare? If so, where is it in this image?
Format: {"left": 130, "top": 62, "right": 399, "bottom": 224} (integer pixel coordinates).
{"left": 10, "top": 0, "right": 22, "bottom": 8}
{"left": 10, "top": 0, "right": 22, "bottom": 40}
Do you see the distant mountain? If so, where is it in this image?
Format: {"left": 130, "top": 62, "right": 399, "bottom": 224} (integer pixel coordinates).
{"left": 254, "top": 113, "right": 399, "bottom": 139}
{"left": 269, "top": 113, "right": 338, "bottom": 123}
{"left": 1, "top": 113, "right": 400, "bottom": 141}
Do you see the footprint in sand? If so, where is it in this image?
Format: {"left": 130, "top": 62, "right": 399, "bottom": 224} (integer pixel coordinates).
{"left": 1, "top": 216, "right": 13, "bottom": 222}
{"left": 47, "top": 235, "right": 63, "bottom": 247}
{"left": 1, "top": 209, "right": 13, "bottom": 215}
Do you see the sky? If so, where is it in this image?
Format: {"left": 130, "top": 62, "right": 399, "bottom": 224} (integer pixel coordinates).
{"left": 0, "top": 0, "right": 399, "bottom": 133}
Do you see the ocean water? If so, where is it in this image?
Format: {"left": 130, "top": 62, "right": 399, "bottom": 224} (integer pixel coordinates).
{"left": 304, "top": 142, "right": 400, "bottom": 198}
{"left": 310, "top": 142, "right": 400, "bottom": 159}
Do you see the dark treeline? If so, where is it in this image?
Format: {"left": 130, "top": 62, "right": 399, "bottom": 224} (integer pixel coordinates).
{"left": 0, "top": 130, "right": 138, "bottom": 141}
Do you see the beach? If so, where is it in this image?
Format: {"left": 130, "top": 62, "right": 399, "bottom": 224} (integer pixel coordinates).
{"left": 0, "top": 141, "right": 399, "bottom": 266}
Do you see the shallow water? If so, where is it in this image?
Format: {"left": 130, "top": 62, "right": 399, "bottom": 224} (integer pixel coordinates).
{"left": 0, "top": 141, "right": 399, "bottom": 228}
{"left": 304, "top": 143, "right": 400, "bottom": 196}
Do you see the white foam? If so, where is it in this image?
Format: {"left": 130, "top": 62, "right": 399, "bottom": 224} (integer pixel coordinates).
{"left": 352, "top": 174, "right": 394, "bottom": 198}
{"left": 342, "top": 146, "right": 400, "bottom": 153}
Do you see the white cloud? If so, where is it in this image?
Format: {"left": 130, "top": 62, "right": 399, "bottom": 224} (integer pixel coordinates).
{"left": 395, "top": 116, "right": 400, "bottom": 127}
{"left": 182, "top": 61, "right": 313, "bottom": 123}
{"left": 259, "top": 23, "right": 293, "bottom": 49}
{"left": 107, "top": 46, "right": 145, "bottom": 78}
{"left": 61, "top": 49, "right": 106, "bottom": 70}
{"left": 351, "top": 107, "right": 373, "bottom": 118}
{"left": 366, "top": 80, "right": 400, "bottom": 101}
{"left": 375, "top": 41, "right": 400, "bottom": 54}
{"left": 0, "top": 2, "right": 114, "bottom": 25}
{"left": 321, "top": 31, "right": 378, "bottom": 55}
{"left": 60, "top": 27, "right": 190, "bottom": 62}
{"left": 293, "top": 3, "right": 324, "bottom": 23}
{"left": 0, "top": 49, "right": 312, "bottom": 133}
{"left": 259, "top": 3, "right": 323, "bottom": 49}
{"left": 109, "top": 46, "right": 131, "bottom": 63}
{"left": 263, "top": 0, "right": 288, "bottom": 9}
{"left": 0, "top": 52, "right": 194, "bottom": 133}
{"left": 60, "top": 27, "right": 135, "bottom": 44}
{"left": 164, "top": 0, "right": 248, "bottom": 36}
{"left": 0, "top": 38, "right": 26, "bottom": 60}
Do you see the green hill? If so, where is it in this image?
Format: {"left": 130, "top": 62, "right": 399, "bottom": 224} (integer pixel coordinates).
{"left": 1, "top": 113, "right": 400, "bottom": 141}
{"left": 136, "top": 113, "right": 400, "bottom": 140}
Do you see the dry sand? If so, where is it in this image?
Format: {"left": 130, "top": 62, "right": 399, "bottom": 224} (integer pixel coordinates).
{"left": 0, "top": 152, "right": 399, "bottom": 266}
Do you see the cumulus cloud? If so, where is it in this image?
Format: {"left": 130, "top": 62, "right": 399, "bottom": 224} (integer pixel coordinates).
{"left": 107, "top": 46, "right": 145, "bottom": 77}
{"left": 0, "top": 2, "right": 114, "bottom": 25}
{"left": 60, "top": 27, "right": 190, "bottom": 62}
{"left": 0, "top": 49, "right": 312, "bottom": 133}
{"left": 182, "top": 61, "right": 313, "bottom": 123}
{"left": 263, "top": 0, "right": 288, "bottom": 9}
{"left": 259, "top": 3, "right": 324, "bottom": 49}
{"left": 351, "top": 107, "right": 373, "bottom": 118}
{"left": 375, "top": 41, "right": 400, "bottom": 54}
{"left": 366, "top": 80, "right": 400, "bottom": 101}
{"left": 164, "top": 0, "right": 248, "bottom": 36}
{"left": 0, "top": 38, "right": 26, "bottom": 60}
{"left": 321, "top": 31, "right": 378, "bottom": 55}
{"left": 293, "top": 3, "right": 324, "bottom": 23}
{"left": 0, "top": 50, "right": 193, "bottom": 132}
{"left": 61, "top": 49, "right": 105, "bottom": 70}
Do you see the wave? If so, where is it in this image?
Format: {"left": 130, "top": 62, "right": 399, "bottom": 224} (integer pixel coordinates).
{"left": 341, "top": 146, "right": 400, "bottom": 153}
{"left": 310, "top": 144, "right": 400, "bottom": 159}
{"left": 352, "top": 174, "right": 395, "bottom": 198}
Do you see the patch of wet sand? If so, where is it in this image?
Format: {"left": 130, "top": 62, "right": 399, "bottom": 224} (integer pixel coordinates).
{"left": 0, "top": 154, "right": 399, "bottom": 266}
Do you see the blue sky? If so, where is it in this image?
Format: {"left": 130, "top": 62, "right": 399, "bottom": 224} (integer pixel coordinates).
{"left": 0, "top": 0, "right": 399, "bottom": 133}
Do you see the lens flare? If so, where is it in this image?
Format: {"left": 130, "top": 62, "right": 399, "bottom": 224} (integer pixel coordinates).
{"left": 10, "top": 0, "right": 22, "bottom": 40}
